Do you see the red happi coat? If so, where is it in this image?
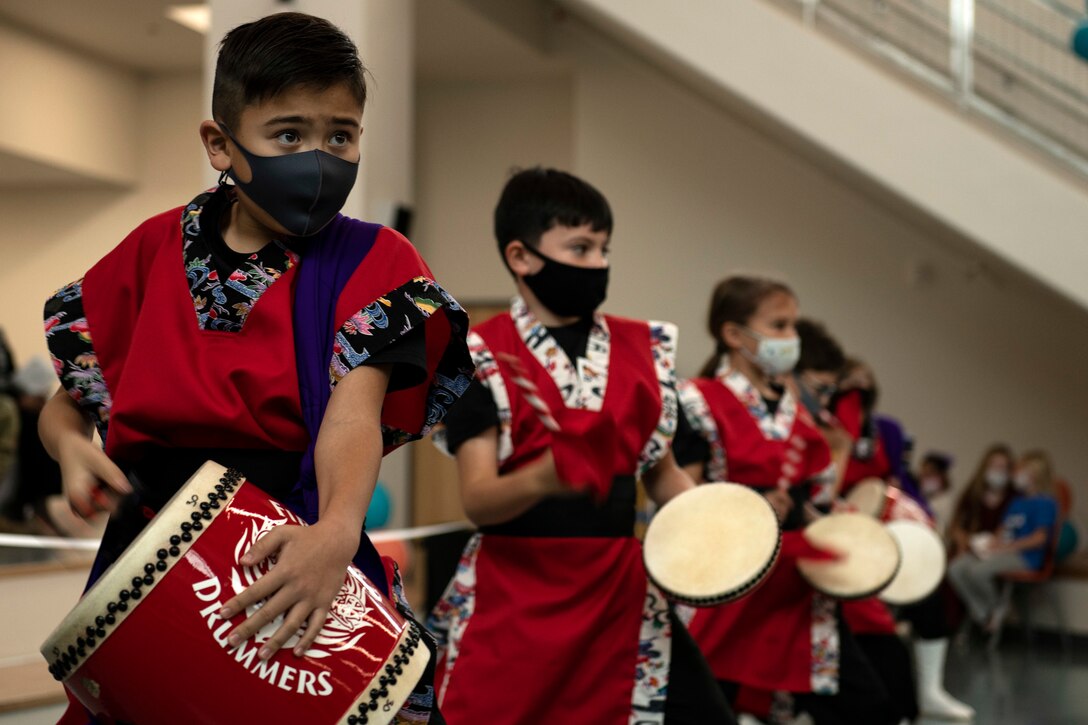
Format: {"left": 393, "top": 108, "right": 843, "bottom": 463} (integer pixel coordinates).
{"left": 47, "top": 199, "right": 471, "bottom": 725}
{"left": 75, "top": 206, "right": 462, "bottom": 466}
{"left": 834, "top": 391, "right": 898, "bottom": 636}
{"left": 835, "top": 390, "right": 891, "bottom": 494}
{"left": 429, "top": 298, "right": 679, "bottom": 724}
{"left": 678, "top": 367, "right": 841, "bottom": 694}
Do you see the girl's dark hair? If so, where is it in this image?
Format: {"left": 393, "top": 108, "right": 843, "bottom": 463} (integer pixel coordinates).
{"left": 494, "top": 167, "right": 612, "bottom": 259}
{"left": 950, "top": 443, "right": 1014, "bottom": 536}
{"left": 795, "top": 318, "right": 845, "bottom": 374}
{"left": 697, "top": 276, "right": 795, "bottom": 378}
{"left": 213, "top": 13, "right": 367, "bottom": 129}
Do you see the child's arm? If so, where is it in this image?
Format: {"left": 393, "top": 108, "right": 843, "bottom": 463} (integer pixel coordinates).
{"left": 642, "top": 450, "right": 694, "bottom": 507}
{"left": 993, "top": 527, "right": 1049, "bottom": 554}
{"left": 681, "top": 461, "right": 705, "bottom": 483}
{"left": 820, "top": 424, "right": 853, "bottom": 502}
{"left": 455, "top": 428, "right": 573, "bottom": 527}
{"left": 219, "top": 363, "right": 392, "bottom": 660}
{"left": 39, "top": 389, "right": 130, "bottom": 516}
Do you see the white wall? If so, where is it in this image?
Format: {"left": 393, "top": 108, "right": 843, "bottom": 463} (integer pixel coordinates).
{"left": 414, "top": 18, "right": 1088, "bottom": 529}
{"left": 413, "top": 77, "right": 574, "bottom": 295}
{"left": 562, "top": 0, "right": 1088, "bottom": 315}
{"left": 0, "top": 24, "right": 139, "bottom": 186}
{"left": 0, "top": 72, "right": 205, "bottom": 364}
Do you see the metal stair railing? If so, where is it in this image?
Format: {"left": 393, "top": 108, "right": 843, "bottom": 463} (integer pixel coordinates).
{"left": 769, "top": 0, "right": 1088, "bottom": 178}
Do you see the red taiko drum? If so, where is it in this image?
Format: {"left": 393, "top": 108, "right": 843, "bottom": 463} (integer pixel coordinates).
{"left": 845, "top": 477, "right": 932, "bottom": 526}
{"left": 41, "top": 461, "right": 427, "bottom": 724}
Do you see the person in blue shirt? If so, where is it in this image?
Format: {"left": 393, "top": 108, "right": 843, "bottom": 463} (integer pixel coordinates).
{"left": 947, "top": 449, "right": 1059, "bottom": 632}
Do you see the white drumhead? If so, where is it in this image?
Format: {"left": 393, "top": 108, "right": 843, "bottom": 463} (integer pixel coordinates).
{"left": 643, "top": 482, "right": 780, "bottom": 606}
{"left": 797, "top": 512, "right": 900, "bottom": 599}
{"left": 844, "top": 478, "right": 888, "bottom": 518}
{"left": 879, "top": 520, "right": 946, "bottom": 605}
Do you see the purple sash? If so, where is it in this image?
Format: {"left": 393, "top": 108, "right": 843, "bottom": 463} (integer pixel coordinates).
{"left": 291, "top": 214, "right": 388, "bottom": 594}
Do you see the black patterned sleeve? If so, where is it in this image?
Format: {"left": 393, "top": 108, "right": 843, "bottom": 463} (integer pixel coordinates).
{"left": 672, "top": 409, "right": 710, "bottom": 468}
{"left": 330, "top": 276, "right": 474, "bottom": 452}
{"left": 43, "top": 280, "right": 113, "bottom": 441}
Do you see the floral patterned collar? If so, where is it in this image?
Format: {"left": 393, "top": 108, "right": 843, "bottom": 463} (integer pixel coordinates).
{"left": 181, "top": 188, "right": 299, "bottom": 333}
{"left": 510, "top": 295, "right": 610, "bottom": 411}
{"left": 715, "top": 358, "right": 797, "bottom": 441}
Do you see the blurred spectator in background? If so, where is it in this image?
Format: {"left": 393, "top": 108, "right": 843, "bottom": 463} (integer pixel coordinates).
{"left": 0, "top": 357, "right": 63, "bottom": 530}
{"left": 946, "top": 444, "right": 1016, "bottom": 558}
{"left": 0, "top": 328, "right": 14, "bottom": 391}
{"left": 0, "top": 329, "right": 17, "bottom": 524}
{"left": 947, "top": 449, "right": 1058, "bottom": 631}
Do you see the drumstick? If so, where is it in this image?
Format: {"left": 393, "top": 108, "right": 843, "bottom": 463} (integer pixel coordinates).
{"left": 495, "top": 352, "right": 561, "bottom": 432}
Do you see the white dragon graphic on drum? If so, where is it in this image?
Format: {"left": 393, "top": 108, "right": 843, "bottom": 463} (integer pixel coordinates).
{"left": 229, "top": 502, "right": 392, "bottom": 659}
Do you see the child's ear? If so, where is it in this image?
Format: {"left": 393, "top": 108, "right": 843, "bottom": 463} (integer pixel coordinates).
{"left": 505, "top": 241, "right": 533, "bottom": 277}
{"left": 199, "top": 120, "right": 231, "bottom": 173}
{"left": 721, "top": 322, "right": 745, "bottom": 353}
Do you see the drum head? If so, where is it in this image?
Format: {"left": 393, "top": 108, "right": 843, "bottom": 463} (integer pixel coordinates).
{"left": 879, "top": 520, "right": 946, "bottom": 605}
{"left": 844, "top": 478, "right": 888, "bottom": 518}
{"left": 643, "top": 482, "right": 781, "bottom": 606}
{"left": 797, "top": 512, "right": 900, "bottom": 599}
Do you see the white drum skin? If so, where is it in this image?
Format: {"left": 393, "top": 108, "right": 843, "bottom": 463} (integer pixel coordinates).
{"left": 643, "top": 482, "right": 781, "bottom": 606}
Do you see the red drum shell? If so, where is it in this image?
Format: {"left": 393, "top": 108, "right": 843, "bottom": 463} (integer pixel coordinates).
{"left": 884, "top": 486, "right": 934, "bottom": 527}
{"left": 41, "top": 461, "right": 427, "bottom": 725}
{"left": 843, "top": 478, "right": 891, "bottom": 519}
{"left": 846, "top": 478, "right": 933, "bottom": 527}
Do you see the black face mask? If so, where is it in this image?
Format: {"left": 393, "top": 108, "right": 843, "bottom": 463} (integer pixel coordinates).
{"left": 795, "top": 375, "right": 826, "bottom": 422}
{"left": 521, "top": 245, "right": 609, "bottom": 319}
{"left": 219, "top": 124, "right": 358, "bottom": 237}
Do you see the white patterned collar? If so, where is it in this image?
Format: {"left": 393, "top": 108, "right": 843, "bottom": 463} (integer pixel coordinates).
{"left": 510, "top": 295, "right": 610, "bottom": 411}
{"left": 715, "top": 358, "right": 797, "bottom": 441}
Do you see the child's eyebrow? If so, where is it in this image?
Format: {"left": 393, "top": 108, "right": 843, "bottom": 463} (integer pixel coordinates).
{"left": 264, "top": 115, "right": 311, "bottom": 126}
{"left": 263, "top": 115, "right": 360, "bottom": 127}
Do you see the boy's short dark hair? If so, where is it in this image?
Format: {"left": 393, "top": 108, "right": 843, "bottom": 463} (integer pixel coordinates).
{"left": 795, "top": 318, "right": 846, "bottom": 374}
{"left": 212, "top": 12, "right": 367, "bottom": 129}
{"left": 494, "top": 168, "right": 613, "bottom": 256}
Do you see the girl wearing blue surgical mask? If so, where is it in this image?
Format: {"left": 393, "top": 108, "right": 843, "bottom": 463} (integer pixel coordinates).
{"left": 674, "top": 276, "right": 897, "bottom": 725}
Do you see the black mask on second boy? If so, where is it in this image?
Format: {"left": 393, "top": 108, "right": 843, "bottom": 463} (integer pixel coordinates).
{"left": 521, "top": 245, "right": 609, "bottom": 319}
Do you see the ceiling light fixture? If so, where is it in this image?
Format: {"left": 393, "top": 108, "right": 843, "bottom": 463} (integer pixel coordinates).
{"left": 166, "top": 4, "right": 211, "bottom": 35}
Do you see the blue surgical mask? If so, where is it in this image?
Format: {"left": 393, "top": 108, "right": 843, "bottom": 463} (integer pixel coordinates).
{"left": 740, "top": 327, "right": 801, "bottom": 376}
{"left": 219, "top": 124, "right": 358, "bottom": 237}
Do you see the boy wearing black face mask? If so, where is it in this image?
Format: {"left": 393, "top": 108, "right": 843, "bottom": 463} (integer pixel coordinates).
{"left": 428, "top": 167, "right": 734, "bottom": 724}
{"left": 39, "top": 13, "right": 471, "bottom": 722}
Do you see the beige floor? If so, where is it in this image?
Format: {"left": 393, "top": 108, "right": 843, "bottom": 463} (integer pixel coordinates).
{"left": 0, "top": 703, "right": 66, "bottom": 725}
